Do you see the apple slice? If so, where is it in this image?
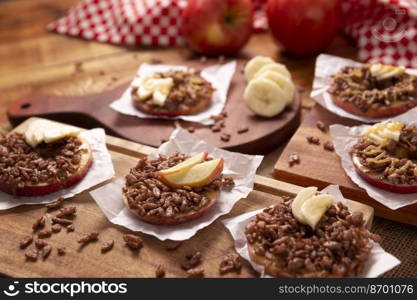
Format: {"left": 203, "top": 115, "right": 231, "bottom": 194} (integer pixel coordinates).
{"left": 0, "top": 137, "right": 93, "bottom": 197}
{"left": 159, "top": 158, "right": 224, "bottom": 188}
{"left": 159, "top": 152, "right": 208, "bottom": 176}
{"left": 332, "top": 95, "right": 417, "bottom": 118}
{"left": 352, "top": 153, "right": 417, "bottom": 193}
{"left": 123, "top": 189, "right": 219, "bottom": 225}
{"left": 291, "top": 187, "right": 317, "bottom": 224}
{"left": 300, "top": 194, "right": 334, "bottom": 229}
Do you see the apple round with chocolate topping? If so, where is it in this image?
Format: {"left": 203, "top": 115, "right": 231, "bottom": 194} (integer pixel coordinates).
{"left": 245, "top": 192, "right": 379, "bottom": 278}
{"left": 131, "top": 70, "right": 215, "bottom": 117}
{"left": 329, "top": 64, "right": 417, "bottom": 118}
{"left": 122, "top": 152, "right": 233, "bottom": 225}
{"left": 0, "top": 132, "right": 93, "bottom": 196}
{"left": 351, "top": 121, "right": 417, "bottom": 193}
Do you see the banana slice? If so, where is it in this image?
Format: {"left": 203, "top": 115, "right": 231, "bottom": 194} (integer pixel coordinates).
{"left": 300, "top": 194, "right": 335, "bottom": 229}
{"left": 256, "top": 70, "right": 295, "bottom": 105}
{"left": 254, "top": 63, "right": 291, "bottom": 80}
{"left": 291, "top": 187, "right": 318, "bottom": 224}
{"left": 24, "top": 120, "right": 80, "bottom": 148}
{"left": 244, "top": 56, "right": 275, "bottom": 81}
{"left": 244, "top": 77, "right": 287, "bottom": 117}
{"left": 370, "top": 63, "right": 404, "bottom": 80}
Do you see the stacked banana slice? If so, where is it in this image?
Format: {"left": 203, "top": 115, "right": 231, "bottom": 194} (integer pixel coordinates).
{"left": 243, "top": 56, "right": 295, "bottom": 117}
{"left": 291, "top": 187, "right": 335, "bottom": 229}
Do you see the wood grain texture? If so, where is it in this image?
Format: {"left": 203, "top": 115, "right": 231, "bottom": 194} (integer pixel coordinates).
{"left": 7, "top": 59, "right": 302, "bottom": 154}
{"left": 273, "top": 105, "right": 417, "bottom": 226}
{"left": 0, "top": 117, "right": 374, "bottom": 277}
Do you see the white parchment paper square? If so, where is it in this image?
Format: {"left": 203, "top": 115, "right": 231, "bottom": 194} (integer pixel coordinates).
{"left": 330, "top": 108, "right": 417, "bottom": 210}
{"left": 222, "top": 185, "right": 400, "bottom": 278}
{"left": 90, "top": 128, "right": 263, "bottom": 241}
{"left": 110, "top": 61, "right": 237, "bottom": 125}
{"left": 311, "top": 54, "right": 417, "bottom": 123}
{"left": 0, "top": 128, "right": 115, "bottom": 210}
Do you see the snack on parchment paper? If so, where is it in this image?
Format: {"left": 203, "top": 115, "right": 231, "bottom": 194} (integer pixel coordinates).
{"left": 245, "top": 187, "right": 379, "bottom": 277}
{"left": 122, "top": 152, "right": 234, "bottom": 225}
{"left": 329, "top": 63, "right": 417, "bottom": 118}
{"left": 351, "top": 121, "right": 417, "bottom": 194}
{"left": 131, "top": 70, "right": 215, "bottom": 117}
{"left": 0, "top": 120, "right": 93, "bottom": 197}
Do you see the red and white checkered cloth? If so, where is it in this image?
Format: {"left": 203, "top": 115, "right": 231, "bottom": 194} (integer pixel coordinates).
{"left": 342, "top": 0, "right": 417, "bottom": 68}
{"left": 47, "top": 0, "right": 267, "bottom": 47}
{"left": 48, "top": 0, "right": 417, "bottom": 68}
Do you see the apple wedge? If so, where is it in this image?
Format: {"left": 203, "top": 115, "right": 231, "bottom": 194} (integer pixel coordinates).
{"left": 158, "top": 152, "right": 208, "bottom": 176}
{"left": 352, "top": 153, "right": 417, "bottom": 193}
{"left": 0, "top": 137, "right": 93, "bottom": 197}
{"left": 158, "top": 158, "right": 224, "bottom": 188}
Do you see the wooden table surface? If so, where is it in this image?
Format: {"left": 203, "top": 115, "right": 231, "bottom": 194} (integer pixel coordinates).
{"left": 0, "top": 0, "right": 415, "bottom": 277}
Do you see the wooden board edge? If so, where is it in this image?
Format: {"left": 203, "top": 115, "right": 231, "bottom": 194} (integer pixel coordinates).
{"left": 13, "top": 117, "right": 374, "bottom": 229}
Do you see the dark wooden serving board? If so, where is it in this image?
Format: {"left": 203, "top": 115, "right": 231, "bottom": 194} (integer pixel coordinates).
{"left": 273, "top": 105, "right": 417, "bottom": 226}
{"left": 0, "top": 117, "right": 373, "bottom": 277}
{"left": 7, "top": 60, "right": 301, "bottom": 155}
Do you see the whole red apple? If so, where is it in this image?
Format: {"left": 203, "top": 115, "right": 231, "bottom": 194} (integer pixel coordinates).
{"left": 181, "top": 0, "right": 254, "bottom": 56}
{"left": 267, "top": 0, "right": 340, "bottom": 56}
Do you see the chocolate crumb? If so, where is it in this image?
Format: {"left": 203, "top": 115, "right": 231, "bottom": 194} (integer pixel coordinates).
{"left": 38, "top": 229, "right": 52, "bottom": 239}
{"left": 101, "top": 240, "right": 114, "bottom": 253}
{"left": 57, "top": 247, "right": 66, "bottom": 256}
{"left": 220, "top": 133, "right": 231, "bottom": 142}
{"left": 52, "top": 224, "right": 61, "bottom": 233}
{"left": 78, "top": 232, "right": 99, "bottom": 246}
{"left": 211, "top": 125, "right": 221, "bottom": 132}
{"left": 210, "top": 114, "right": 224, "bottom": 122}
{"left": 67, "top": 224, "right": 75, "bottom": 232}
{"left": 41, "top": 244, "right": 52, "bottom": 260}
{"left": 25, "top": 249, "right": 38, "bottom": 261}
{"left": 237, "top": 126, "right": 249, "bottom": 134}
{"left": 32, "top": 215, "right": 46, "bottom": 231}
{"left": 181, "top": 251, "right": 202, "bottom": 270}
{"left": 20, "top": 235, "right": 33, "bottom": 249}
{"left": 316, "top": 121, "right": 327, "bottom": 133}
{"left": 306, "top": 136, "right": 320, "bottom": 145}
{"left": 46, "top": 197, "right": 64, "bottom": 210}
{"left": 35, "top": 239, "right": 47, "bottom": 249}
{"left": 56, "top": 206, "right": 76, "bottom": 218}
{"left": 187, "top": 127, "right": 195, "bottom": 133}
{"left": 155, "top": 264, "right": 166, "bottom": 278}
{"left": 324, "top": 141, "right": 335, "bottom": 152}
{"left": 52, "top": 217, "right": 72, "bottom": 226}
{"left": 186, "top": 267, "right": 204, "bottom": 278}
{"left": 222, "top": 176, "right": 235, "bottom": 187}
{"left": 289, "top": 153, "right": 300, "bottom": 167}
{"left": 219, "top": 253, "right": 242, "bottom": 275}
{"left": 123, "top": 234, "right": 143, "bottom": 250}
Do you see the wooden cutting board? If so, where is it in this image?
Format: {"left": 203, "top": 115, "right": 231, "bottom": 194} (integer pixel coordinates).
{"left": 274, "top": 105, "right": 417, "bottom": 226}
{"left": 0, "top": 117, "right": 373, "bottom": 278}
{"left": 6, "top": 59, "right": 301, "bottom": 155}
